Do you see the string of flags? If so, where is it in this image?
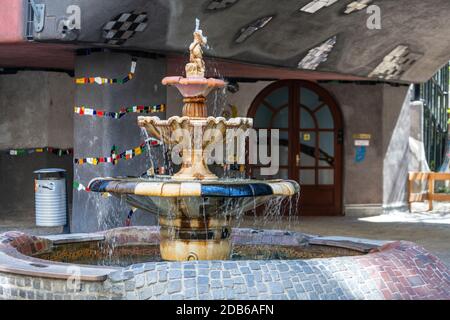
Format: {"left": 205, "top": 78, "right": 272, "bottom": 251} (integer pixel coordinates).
{"left": 73, "top": 180, "right": 113, "bottom": 198}
{"left": 74, "top": 104, "right": 165, "bottom": 119}
{"left": 5, "top": 147, "right": 73, "bottom": 156}
{"left": 73, "top": 181, "right": 90, "bottom": 192}
{"left": 75, "top": 58, "right": 137, "bottom": 85}
{"left": 147, "top": 166, "right": 166, "bottom": 176}
{"left": 74, "top": 138, "right": 162, "bottom": 165}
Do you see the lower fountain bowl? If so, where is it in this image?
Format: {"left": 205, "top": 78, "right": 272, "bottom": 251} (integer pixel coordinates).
{"left": 87, "top": 176, "right": 300, "bottom": 261}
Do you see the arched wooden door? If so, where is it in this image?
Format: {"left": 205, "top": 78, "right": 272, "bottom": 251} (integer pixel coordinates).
{"left": 248, "top": 80, "right": 343, "bottom": 216}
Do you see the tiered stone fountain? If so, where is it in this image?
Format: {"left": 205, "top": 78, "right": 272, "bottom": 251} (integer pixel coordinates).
{"left": 88, "top": 29, "right": 299, "bottom": 261}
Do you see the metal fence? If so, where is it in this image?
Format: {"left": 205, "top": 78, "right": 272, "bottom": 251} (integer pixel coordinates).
{"left": 414, "top": 63, "right": 449, "bottom": 171}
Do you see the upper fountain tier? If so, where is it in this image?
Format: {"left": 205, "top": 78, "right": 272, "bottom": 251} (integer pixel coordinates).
{"left": 161, "top": 28, "right": 227, "bottom": 119}
{"left": 138, "top": 28, "right": 254, "bottom": 181}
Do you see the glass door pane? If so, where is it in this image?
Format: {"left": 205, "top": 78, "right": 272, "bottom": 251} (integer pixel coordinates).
{"left": 299, "top": 132, "right": 316, "bottom": 167}
{"left": 318, "top": 132, "right": 334, "bottom": 167}
{"left": 300, "top": 169, "right": 315, "bottom": 185}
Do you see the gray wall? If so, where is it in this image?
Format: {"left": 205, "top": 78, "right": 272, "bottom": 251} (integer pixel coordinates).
{"left": 0, "top": 71, "right": 74, "bottom": 216}
{"left": 322, "top": 83, "right": 410, "bottom": 210}
{"left": 73, "top": 52, "right": 166, "bottom": 232}
{"left": 321, "top": 82, "right": 384, "bottom": 208}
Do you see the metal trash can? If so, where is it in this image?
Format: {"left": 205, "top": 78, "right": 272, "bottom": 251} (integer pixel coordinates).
{"left": 34, "top": 168, "right": 67, "bottom": 227}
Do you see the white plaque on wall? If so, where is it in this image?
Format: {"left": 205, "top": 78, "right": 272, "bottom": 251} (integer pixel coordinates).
{"left": 354, "top": 139, "right": 370, "bottom": 146}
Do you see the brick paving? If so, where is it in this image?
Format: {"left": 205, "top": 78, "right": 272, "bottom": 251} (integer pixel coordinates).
{"left": 102, "top": 240, "right": 449, "bottom": 300}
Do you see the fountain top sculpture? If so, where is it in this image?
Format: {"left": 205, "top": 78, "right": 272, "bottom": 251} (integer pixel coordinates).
{"left": 160, "top": 25, "right": 225, "bottom": 118}
{"left": 186, "top": 29, "right": 207, "bottom": 77}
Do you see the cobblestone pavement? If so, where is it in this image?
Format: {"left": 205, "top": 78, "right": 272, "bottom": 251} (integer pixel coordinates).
{"left": 0, "top": 211, "right": 63, "bottom": 235}
{"left": 104, "top": 241, "right": 449, "bottom": 300}
{"left": 1, "top": 227, "right": 449, "bottom": 300}
{"left": 240, "top": 213, "right": 450, "bottom": 268}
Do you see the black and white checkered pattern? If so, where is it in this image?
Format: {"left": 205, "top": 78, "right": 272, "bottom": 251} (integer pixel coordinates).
{"left": 297, "top": 36, "right": 336, "bottom": 70}
{"left": 102, "top": 12, "right": 148, "bottom": 45}
{"left": 368, "top": 45, "right": 422, "bottom": 80}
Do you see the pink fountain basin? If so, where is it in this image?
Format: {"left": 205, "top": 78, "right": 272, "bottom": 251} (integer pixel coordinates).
{"left": 162, "top": 76, "right": 226, "bottom": 97}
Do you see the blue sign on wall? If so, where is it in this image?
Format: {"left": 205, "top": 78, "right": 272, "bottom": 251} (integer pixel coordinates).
{"left": 355, "top": 146, "right": 366, "bottom": 163}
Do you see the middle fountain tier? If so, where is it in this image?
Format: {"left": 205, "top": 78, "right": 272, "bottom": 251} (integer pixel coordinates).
{"left": 88, "top": 27, "right": 299, "bottom": 261}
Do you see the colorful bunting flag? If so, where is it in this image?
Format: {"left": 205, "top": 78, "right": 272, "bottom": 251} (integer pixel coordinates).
{"left": 74, "top": 104, "right": 165, "bottom": 119}
{"left": 73, "top": 181, "right": 89, "bottom": 192}
{"left": 74, "top": 138, "right": 162, "bottom": 166}
{"left": 73, "top": 181, "right": 111, "bottom": 199}
{"left": 75, "top": 58, "right": 138, "bottom": 85}
{"left": 4, "top": 147, "right": 73, "bottom": 157}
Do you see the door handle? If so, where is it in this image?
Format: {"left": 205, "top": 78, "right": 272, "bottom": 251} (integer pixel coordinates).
{"left": 296, "top": 153, "right": 300, "bottom": 166}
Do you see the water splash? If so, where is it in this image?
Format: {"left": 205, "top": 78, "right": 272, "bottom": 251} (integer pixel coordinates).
{"left": 194, "top": 18, "right": 209, "bottom": 49}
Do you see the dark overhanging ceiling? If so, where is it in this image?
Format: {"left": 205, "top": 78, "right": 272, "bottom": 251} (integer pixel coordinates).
{"left": 28, "top": 0, "right": 450, "bottom": 83}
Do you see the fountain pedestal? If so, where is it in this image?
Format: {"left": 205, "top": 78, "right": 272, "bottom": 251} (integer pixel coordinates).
{"left": 159, "top": 216, "right": 231, "bottom": 261}
{"left": 183, "top": 96, "right": 207, "bottom": 118}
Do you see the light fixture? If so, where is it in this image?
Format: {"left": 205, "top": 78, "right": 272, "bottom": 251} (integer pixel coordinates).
{"left": 368, "top": 45, "right": 422, "bottom": 80}
{"left": 234, "top": 16, "right": 274, "bottom": 44}
{"left": 299, "top": 0, "right": 339, "bottom": 14}
{"left": 227, "top": 81, "right": 240, "bottom": 93}
{"left": 206, "top": 0, "right": 239, "bottom": 11}
{"left": 297, "top": 36, "right": 337, "bottom": 70}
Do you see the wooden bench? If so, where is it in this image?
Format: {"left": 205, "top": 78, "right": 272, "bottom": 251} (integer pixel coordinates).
{"left": 408, "top": 172, "right": 450, "bottom": 211}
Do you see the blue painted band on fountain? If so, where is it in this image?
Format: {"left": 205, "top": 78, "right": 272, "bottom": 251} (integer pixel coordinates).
{"left": 88, "top": 178, "right": 299, "bottom": 198}
{"left": 200, "top": 183, "right": 274, "bottom": 197}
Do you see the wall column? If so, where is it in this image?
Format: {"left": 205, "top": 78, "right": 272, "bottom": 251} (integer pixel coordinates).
{"left": 73, "top": 51, "right": 166, "bottom": 232}
{"left": 382, "top": 85, "right": 411, "bottom": 211}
